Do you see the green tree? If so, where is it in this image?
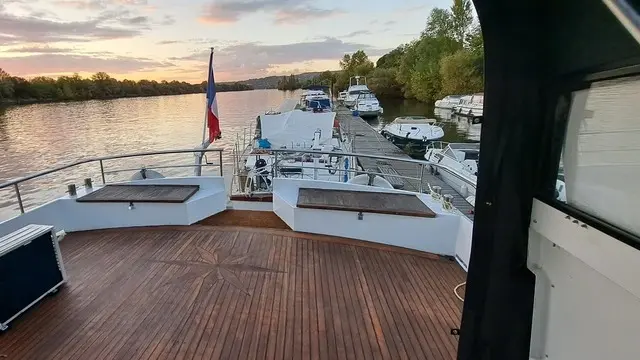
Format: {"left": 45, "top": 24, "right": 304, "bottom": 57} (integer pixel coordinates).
{"left": 439, "top": 49, "right": 484, "bottom": 96}
{"left": 450, "top": 0, "right": 474, "bottom": 45}
{"left": 339, "top": 50, "right": 374, "bottom": 76}
{"left": 422, "top": 8, "right": 454, "bottom": 39}
{"left": 277, "top": 74, "right": 301, "bottom": 90}
{"left": 368, "top": 68, "right": 403, "bottom": 98}
{"left": 376, "top": 45, "right": 406, "bottom": 69}
{"left": 0, "top": 68, "right": 15, "bottom": 101}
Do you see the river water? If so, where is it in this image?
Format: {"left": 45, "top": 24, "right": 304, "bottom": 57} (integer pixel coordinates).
{"left": 0, "top": 89, "right": 480, "bottom": 219}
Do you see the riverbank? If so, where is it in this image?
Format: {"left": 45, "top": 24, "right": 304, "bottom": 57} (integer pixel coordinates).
{"left": 0, "top": 88, "right": 253, "bottom": 106}
{"left": 0, "top": 69, "right": 253, "bottom": 107}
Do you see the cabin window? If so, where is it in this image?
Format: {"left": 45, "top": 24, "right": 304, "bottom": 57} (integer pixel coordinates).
{"left": 463, "top": 150, "right": 479, "bottom": 161}
{"left": 557, "top": 75, "right": 640, "bottom": 238}
{"left": 443, "top": 148, "right": 456, "bottom": 159}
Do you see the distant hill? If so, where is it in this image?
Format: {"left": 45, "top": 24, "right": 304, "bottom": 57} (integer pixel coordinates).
{"left": 238, "top": 72, "right": 327, "bottom": 89}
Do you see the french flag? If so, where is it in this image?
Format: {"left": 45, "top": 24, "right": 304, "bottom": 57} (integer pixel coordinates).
{"left": 206, "top": 50, "right": 222, "bottom": 142}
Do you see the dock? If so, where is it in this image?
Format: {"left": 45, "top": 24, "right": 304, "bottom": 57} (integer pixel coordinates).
{"left": 335, "top": 107, "right": 475, "bottom": 220}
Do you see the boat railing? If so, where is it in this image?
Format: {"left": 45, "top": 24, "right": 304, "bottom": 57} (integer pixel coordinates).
{"left": 264, "top": 149, "right": 476, "bottom": 194}
{"left": 426, "top": 141, "right": 451, "bottom": 150}
{"left": 0, "top": 148, "right": 225, "bottom": 214}
{"left": 2, "top": 147, "right": 476, "bottom": 217}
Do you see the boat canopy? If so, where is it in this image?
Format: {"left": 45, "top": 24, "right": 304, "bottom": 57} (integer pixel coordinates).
{"left": 259, "top": 110, "right": 335, "bottom": 149}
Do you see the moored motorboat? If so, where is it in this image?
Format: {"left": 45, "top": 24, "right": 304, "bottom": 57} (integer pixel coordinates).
{"left": 380, "top": 116, "right": 444, "bottom": 146}
{"left": 424, "top": 142, "right": 479, "bottom": 205}
{"left": 454, "top": 93, "right": 483, "bottom": 123}
{"left": 344, "top": 76, "right": 369, "bottom": 108}
{"left": 435, "top": 95, "right": 463, "bottom": 110}
{"left": 299, "top": 89, "right": 332, "bottom": 112}
{"left": 353, "top": 91, "right": 383, "bottom": 117}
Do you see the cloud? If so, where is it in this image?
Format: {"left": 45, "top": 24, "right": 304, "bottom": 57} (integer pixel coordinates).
{"left": 200, "top": 0, "right": 343, "bottom": 24}
{"left": 341, "top": 30, "right": 372, "bottom": 38}
{"left": 53, "top": 0, "right": 104, "bottom": 10}
{"left": 52, "top": 0, "right": 147, "bottom": 10}
{"left": 159, "top": 14, "right": 175, "bottom": 25}
{"left": 156, "top": 40, "right": 179, "bottom": 45}
{"left": 5, "top": 45, "right": 73, "bottom": 53}
{"left": 120, "top": 15, "right": 148, "bottom": 25}
{"left": 170, "top": 38, "right": 388, "bottom": 79}
{"left": 274, "top": 7, "right": 344, "bottom": 24}
{"left": 1, "top": 54, "right": 172, "bottom": 76}
{"left": 0, "top": 8, "right": 142, "bottom": 44}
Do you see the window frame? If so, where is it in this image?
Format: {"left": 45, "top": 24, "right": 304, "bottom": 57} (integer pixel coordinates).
{"left": 535, "top": 63, "right": 640, "bottom": 250}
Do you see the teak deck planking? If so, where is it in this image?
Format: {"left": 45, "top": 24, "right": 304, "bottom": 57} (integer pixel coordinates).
{"left": 76, "top": 184, "right": 199, "bottom": 203}
{"left": 0, "top": 225, "right": 465, "bottom": 360}
{"left": 297, "top": 188, "right": 437, "bottom": 218}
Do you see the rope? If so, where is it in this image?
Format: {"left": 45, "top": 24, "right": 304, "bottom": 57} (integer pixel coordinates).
{"left": 454, "top": 281, "right": 466, "bottom": 302}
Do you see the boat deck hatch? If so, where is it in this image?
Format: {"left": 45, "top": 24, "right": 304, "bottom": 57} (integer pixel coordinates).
{"left": 76, "top": 184, "right": 199, "bottom": 203}
{"left": 297, "top": 188, "right": 436, "bottom": 218}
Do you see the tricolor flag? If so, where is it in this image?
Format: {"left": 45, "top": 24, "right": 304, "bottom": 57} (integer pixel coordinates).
{"left": 206, "top": 49, "right": 222, "bottom": 142}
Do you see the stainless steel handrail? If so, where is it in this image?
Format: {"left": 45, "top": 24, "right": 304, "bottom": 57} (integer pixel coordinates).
{"left": 103, "top": 163, "right": 223, "bottom": 175}
{"left": 267, "top": 148, "right": 477, "bottom": 189}
{"left": 0, "top": 148, "right": 224, "bottom": 190}
{"left": 3, "top": 147, "right": 477, "bottom": 216}
{"left": 1, "top": 148, "right": 224, "bottom": 214}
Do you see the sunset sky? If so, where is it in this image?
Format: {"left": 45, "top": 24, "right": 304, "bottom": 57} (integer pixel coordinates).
{"left": 0, "top": 0, "right": 449, "bottom": 82}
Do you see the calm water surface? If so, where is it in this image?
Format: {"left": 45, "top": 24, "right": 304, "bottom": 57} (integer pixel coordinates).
{"left": 0, "top": 90, "right": 479, "bottom": 219}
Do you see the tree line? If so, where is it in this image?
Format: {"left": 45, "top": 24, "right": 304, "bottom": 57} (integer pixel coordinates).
{"left": 276, "top": 72, "right": 338, "bottom": 91}
{"left": 0, "top": 70, "right": 253, "bottom": 105}
{"left": 333, "top": 0, "right": 483, "bottom": 103}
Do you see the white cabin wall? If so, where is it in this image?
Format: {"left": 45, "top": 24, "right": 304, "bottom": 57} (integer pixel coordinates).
{"left": 454, "top": 216, "right": 474, "bottom": 271}
{"left": 527, "top": 200, "right": 640, "bottom": 360}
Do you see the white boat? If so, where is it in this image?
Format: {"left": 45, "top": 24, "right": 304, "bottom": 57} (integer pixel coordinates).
{"left": 435, "top": 95, "right": 463, "bottom": 110}
{"left": 425, "top": 142, "right": 565, "bottom": 206}
{"left": 337, "top": 90, "right": 348, "bottom": 102}
{"left": 424, "top": 142, "right": 479, "bottom": 205}
{"left": 380, "top": 116, "right": 444, "bottom": 145}
{"left": 353, "top": 91, "right": 383, "bottom": 117}
{"left": 237, "top": 108, "right": 354, "bottom": 193}
{"left": 299, "top": 89, "right": 332, "bottom": 112}
{"left": 454, "top": 93, "right": 483, "bottom": 122}
{"left": 344, "top": 76, "right": 369, "bottom": 108}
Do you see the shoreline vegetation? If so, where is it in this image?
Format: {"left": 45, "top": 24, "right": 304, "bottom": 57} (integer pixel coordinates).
{"left": 0, "top": 70, "right": 253, "bottom": 106}
{"left": 278, "top": 0, "right": 483, "bottom": 104}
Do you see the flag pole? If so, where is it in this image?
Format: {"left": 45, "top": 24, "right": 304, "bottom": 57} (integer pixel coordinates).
{"left": 201, "top": 47, "right": 214, "bottom": 148}
{"left": 195, "top": 47, "right": 214, "bottom": 176}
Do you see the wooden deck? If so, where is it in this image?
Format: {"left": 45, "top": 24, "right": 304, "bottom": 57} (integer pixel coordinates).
{"left": 0, "top": 225, "right": 465, "bottom": 360}
{"left": 76, "top": 184, "right": 199, "bottom": 203}
{"left": 297, "top": 188, "right": 436, "bottom": 218}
